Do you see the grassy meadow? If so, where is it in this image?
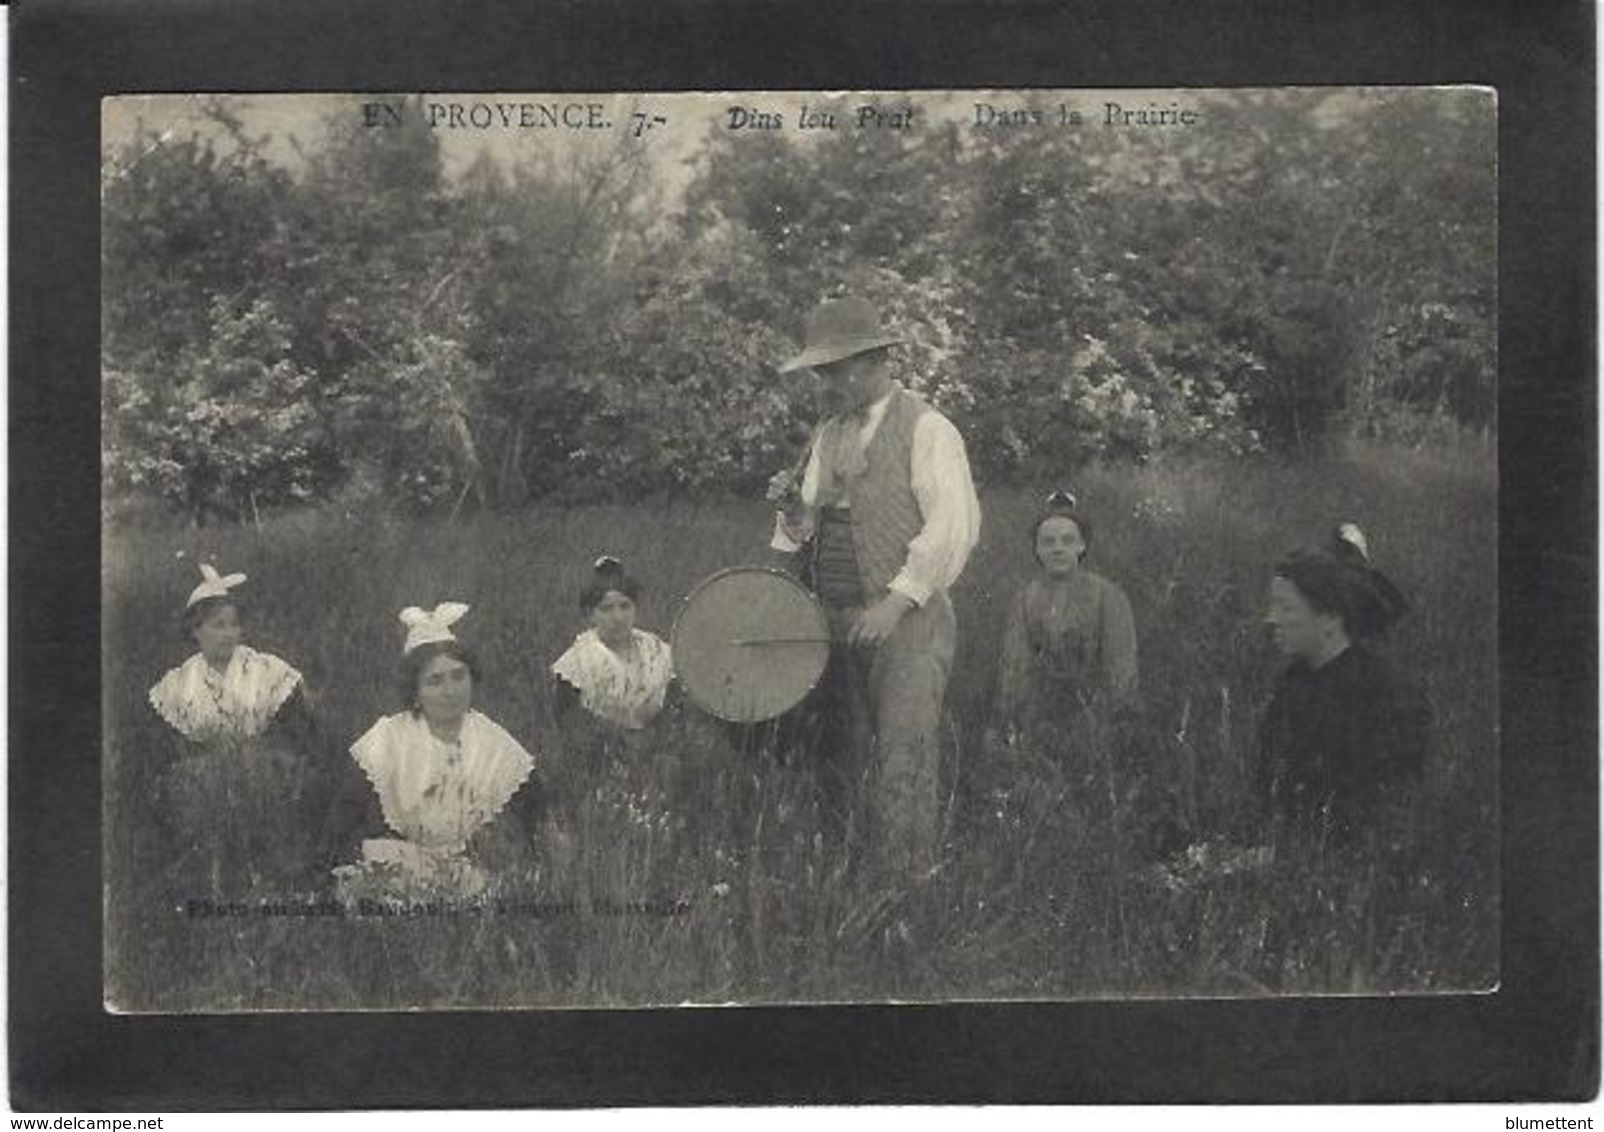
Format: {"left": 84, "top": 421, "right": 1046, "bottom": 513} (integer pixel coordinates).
{"left": 103, "top": 441, "right": 1498, "bottom": 1010}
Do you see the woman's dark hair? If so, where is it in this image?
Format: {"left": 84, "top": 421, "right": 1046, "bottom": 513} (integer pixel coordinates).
{"left": 180, "top": 595, "right": 245, "bottom": 642}
{"left": 397, "top": 639, "right": 482, "bottom": 712}
{"left": 579, "top": 555, "right": 642, "bottom": 612}
{"left": 1274, "top": 526, "right": 1409, "bottom": 642}
{"left": 1031, "top": 492, "right": 1092, "bottom": 565}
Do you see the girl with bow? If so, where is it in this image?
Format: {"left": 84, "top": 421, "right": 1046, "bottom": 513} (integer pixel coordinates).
{"left": 331, "top": 603, "right": 542, "bottom": 902}
{"left": 146, "top": 563, "right": 323, "bottom": 895}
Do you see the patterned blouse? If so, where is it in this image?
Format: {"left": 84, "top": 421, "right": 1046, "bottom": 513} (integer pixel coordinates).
{"left": 997, "top": 570, "right": 1138, "bottom": 728}
{"left": 148, "top": 645, "right": 303, "bottom": 744}
{"left": 338, "top": 710, "right": 536, "bottom": 897}
{"left": 551, "top": 628, "right": 674, "bottom": 731}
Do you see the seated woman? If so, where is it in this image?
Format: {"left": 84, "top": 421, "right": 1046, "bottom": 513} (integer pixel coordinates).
{"left": 331, "top": 603, "right": 539, "bottom": 902}
{"left": 547, "top": 556, "right": 682, "bottom": 835}
{"left": 1258, "top": 524, "right": 1426, "bottom": 849}
{"left": 149, "top": 563, "right": 310, "bottom": 745}
{"left": 1256, "top": 523, "right": 1431, "bottom": 981}
{"left": 550, "top": 556, "right": 675, "bottom": 735}
{"left": 996, "top": 490, "right": 1139, "bottom": 739}
{"left": 146, "top": 563, "right": 323, "bottom": 893}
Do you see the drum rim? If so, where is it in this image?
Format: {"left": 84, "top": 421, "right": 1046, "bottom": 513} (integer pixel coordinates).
{"left": 669, "top": 564, "right": 826, "bottom": 647}
{"left": 669, "top": 564, "right": 829, "bottom": 722}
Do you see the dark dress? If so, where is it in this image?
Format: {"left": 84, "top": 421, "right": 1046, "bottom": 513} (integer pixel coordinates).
{"left": 148, "top": 684, "right": 335, "bottom": 896}
{"left": 1256, "top": 644, "right": 1429, "bottom": 852}
{"left": 1254, "top": 644, "right": 1432, "bottom": 983}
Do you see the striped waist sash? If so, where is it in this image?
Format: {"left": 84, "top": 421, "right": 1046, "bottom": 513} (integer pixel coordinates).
{"left": 813, "top": 507, "right": 865, "bottom": 608}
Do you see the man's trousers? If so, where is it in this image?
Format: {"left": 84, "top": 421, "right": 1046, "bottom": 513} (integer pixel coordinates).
{"left": 815, "top": 591, "right": 956, "bottom": 877}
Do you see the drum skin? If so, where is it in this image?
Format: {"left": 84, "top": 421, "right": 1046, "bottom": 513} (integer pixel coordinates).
{"left": 670, "top": 567, "right": 831, "bottom": 723}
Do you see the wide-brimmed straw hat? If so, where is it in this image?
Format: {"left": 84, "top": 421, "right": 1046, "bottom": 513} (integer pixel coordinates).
{"left": 778, "top": 296, "right": 905, "bottom": 373}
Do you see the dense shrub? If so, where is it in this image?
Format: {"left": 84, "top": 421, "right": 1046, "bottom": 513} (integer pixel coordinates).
{"left": 102, "top": 90, "right": 1494, "bottom": 515}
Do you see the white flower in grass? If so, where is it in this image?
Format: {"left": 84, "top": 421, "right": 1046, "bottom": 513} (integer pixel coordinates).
{"left": 1134, "top": 494, "right": 1182, "bottom": 525}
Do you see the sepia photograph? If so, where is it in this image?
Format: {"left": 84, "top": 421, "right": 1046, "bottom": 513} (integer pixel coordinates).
{"left": 99, "top": 87, "right": 1499, "bottom": 1013}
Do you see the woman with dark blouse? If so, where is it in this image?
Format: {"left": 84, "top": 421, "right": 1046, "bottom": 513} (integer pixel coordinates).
{"left": 1256, "top": 523, "right": 1431, "bottom": 983}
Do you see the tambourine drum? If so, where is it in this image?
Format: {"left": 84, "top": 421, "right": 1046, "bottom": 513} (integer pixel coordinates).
{"left": 671, "top": 567, "right": 832, "bottom": 723}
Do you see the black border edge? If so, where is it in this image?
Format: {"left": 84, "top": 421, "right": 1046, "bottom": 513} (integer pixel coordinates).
{"left": 9, "top": 0, "right": 1597, "bottom": 1109}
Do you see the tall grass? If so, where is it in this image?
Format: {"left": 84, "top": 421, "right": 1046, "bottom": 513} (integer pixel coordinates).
{"left": 103, "top": 443, "right": 1498, "bottom": 1010}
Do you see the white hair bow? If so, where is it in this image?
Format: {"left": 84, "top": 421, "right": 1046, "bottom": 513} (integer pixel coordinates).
{"left": 399, "top": 602, "right": 471, "bottom": 654}
{"left": 1337, "top": 522, "right": 1370, "bottom": 562}
{"left": 186, "top": 562, "right": 248, "bottom": 608}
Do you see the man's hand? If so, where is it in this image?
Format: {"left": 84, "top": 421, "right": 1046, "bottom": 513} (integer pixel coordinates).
{"left": 849, "top": 592, "right": 916, "bottom": 648}
{"left": 766, "top": 466, "right": 799, "bottom": 503}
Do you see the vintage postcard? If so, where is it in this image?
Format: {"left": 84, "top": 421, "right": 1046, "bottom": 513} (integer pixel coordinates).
{"left": 100, "top": 88, "right": 1498, "bottom": 1013}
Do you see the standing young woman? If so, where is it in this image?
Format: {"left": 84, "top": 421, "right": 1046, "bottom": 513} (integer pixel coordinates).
{"left": 987, "top": 490, "right": 1152, "bottom": 915}
{"left": 996, "top": 490, "right": 1139, "bottom": 738}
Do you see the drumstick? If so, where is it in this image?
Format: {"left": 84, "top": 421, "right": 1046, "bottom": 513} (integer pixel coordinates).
{"left": 728, "top": 636, "right": 833, "bottom": 646}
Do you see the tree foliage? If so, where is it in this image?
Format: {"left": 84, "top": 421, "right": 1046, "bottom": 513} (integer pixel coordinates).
{"left": 103, "top": 297, "right": 326, "bottom": 522}
{"left": 101, "top": 91, "right": 1495, "bottom": 518}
